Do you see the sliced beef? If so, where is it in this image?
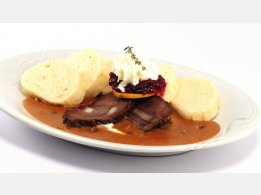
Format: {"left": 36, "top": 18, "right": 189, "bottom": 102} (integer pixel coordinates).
{"left": 127, "top": 96, "right": 172, "bottom": 132}
{"left": 63, "top": 93, "right": 134, "bottom": 127}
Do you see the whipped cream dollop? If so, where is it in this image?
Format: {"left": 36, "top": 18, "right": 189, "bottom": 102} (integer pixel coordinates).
{"left": 112, "top": 51, "right": 159, "bottom": 92}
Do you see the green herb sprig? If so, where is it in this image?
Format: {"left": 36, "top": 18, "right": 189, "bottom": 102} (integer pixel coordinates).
{"left": 124, "top": 46, "right": 146, "bottom": 70}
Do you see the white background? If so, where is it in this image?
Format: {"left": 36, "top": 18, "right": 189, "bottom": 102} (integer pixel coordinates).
{"left": 0, "top": 23, "right": 260, "bottom": 173}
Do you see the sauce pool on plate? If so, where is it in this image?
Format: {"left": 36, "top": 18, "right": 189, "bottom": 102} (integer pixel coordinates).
{"left": 23, "top": 97, "right": 220, "bottom": 146}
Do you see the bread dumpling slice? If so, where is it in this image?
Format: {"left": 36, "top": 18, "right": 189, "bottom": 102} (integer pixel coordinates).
{"left": 101, "top": 58, "right": 113, "bottom": 95}
{"left": 68, "top": 49, "right": 106, "bottom": 98}
{"left": 157, "top": 64, "right": 179, "bottom": 102}
{"left": 21, "top": 60, "right": 85, "bottom": 106}
{"left": 171, "top": 77, "right": 219, "bottom": 121}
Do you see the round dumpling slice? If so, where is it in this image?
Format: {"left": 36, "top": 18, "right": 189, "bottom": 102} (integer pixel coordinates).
{"left": 157, "top": 63, "right": 179, "bottom": 102}
{"left": 171, "top": 77, "right": 219, "bottom": 121}
{"left": 21, "top": 60, "right": 86, "bottom": 106}
{"left": 68, "top": 49, "right": 105, "bottom": 98}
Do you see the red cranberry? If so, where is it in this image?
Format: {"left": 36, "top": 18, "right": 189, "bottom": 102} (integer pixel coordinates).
{"left": 109, "top": 72, "right": 166, "bottom": 96}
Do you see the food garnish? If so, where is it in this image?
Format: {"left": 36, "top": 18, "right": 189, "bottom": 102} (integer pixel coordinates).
{"left": 109, "top": 72, "right": 166, "bottom": 98}
{"left": 124, "top": 46, "right": 146, "bottom": 70}
{"left": 109, "top": 46, "right": 166, "bottom": 98}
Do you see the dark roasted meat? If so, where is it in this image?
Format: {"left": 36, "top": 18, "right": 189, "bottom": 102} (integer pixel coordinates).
{"left": 63, "top": 93, "right": 134, "bottom": 127}
{"left": 127, "top": 96, "right": 172, "bottom": 132}
{"left": 64, "top": 93, "right": 172, "bottom": 132}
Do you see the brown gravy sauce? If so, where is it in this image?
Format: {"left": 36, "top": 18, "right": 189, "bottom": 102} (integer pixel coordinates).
{"left": 23, "top": 97, "right": 220, "bottom": 146}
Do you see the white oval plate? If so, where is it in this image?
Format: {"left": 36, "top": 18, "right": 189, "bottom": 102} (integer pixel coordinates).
{"left": 0, "top": 50, "right": 259, "bottom": 156}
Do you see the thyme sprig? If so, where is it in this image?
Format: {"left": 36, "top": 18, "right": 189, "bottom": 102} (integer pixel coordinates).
{"left": 124, "top": 46, "right": 146, "bottom": 70}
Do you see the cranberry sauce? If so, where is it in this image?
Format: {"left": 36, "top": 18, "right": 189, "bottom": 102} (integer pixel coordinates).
{"left": 109, "top": 72, "right": 166, "bottom": 96}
